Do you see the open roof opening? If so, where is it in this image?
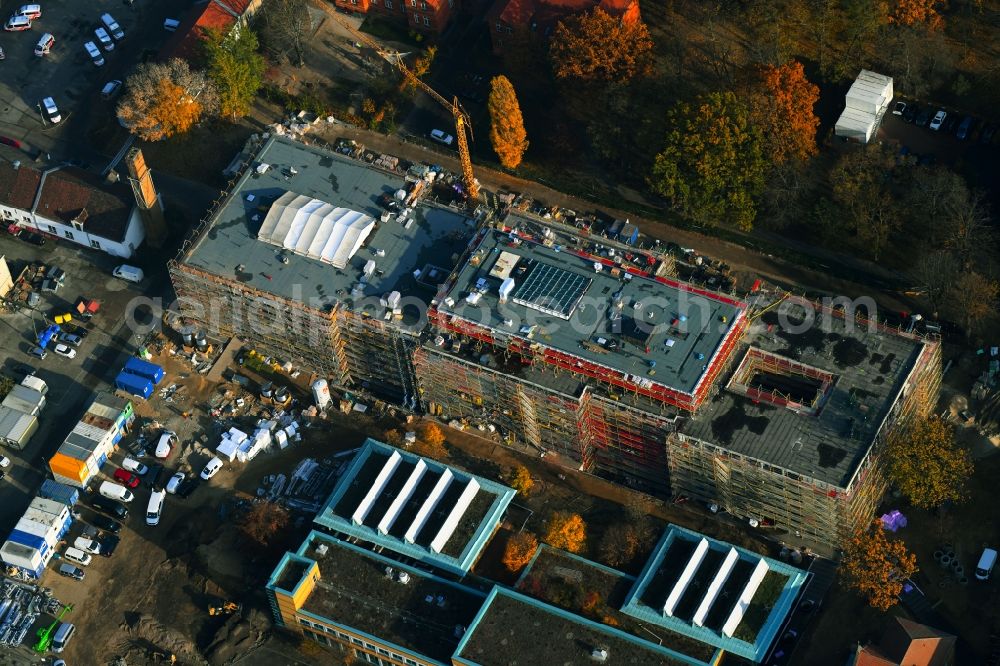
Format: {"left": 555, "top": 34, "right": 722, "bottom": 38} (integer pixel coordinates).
{"left": 727, "top": 348, "right": 836, "bottom": 416}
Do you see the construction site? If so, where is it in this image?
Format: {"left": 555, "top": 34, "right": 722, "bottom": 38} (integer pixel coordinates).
{"left": 169, "top": 134, "right": 942, "bottom": 547}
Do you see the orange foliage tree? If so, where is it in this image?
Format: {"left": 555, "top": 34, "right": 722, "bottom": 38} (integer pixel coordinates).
{"left": 414, "top": 422, "right": 448, "bottom": 459}
{"left": 502, "top": 531, "right": 538, "bottom": 572}
{"left": 842, "top": 520, "right": 918, "bottom": 611}
{"left": 750, "top": 60, "right": 820, "bottom": 165}
{"left": 488, "top": 75, "right": 529, "bottom": 170}
{"left": 889, "top": 0, "right": 944, "bottom": 29}
{"left": 116, "top": 59, "right": 218, "bottom": 141}
{"left": 549, "top": 8, "right": 654, "bottom": 84}
{"left": 543, "top": 511, "right": 587, "bottom": 553}
{"left": 505, "top": 463, "right": 534, "bottom": 496}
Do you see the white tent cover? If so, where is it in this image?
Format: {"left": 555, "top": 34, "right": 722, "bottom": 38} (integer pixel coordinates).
{"left": 257, "top": 191, "right": 376, "bottom": 269}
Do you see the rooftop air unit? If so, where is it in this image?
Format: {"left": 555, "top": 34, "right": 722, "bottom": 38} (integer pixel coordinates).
{"left": 591, "top": 648, "right": 609, "bottom": 662}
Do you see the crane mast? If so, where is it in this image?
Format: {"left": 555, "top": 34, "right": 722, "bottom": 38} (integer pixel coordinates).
{"left": 313, "top": 3, "right": 480, "bottom": 202}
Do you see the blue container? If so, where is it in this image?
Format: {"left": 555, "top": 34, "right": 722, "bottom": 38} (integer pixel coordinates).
{"left": 8, "top": 529, "right": 46, "bottom": 552}
{"left": 56, "top": 514, "right": 72, "bottom": 540}
{"left": 115, "top": 371, "right": 153, "bottom": 399}
{"left": 97, "top": 452, "right": 108, "bottom": 468}
{"left": 38, "top": 480, "right": 80, "bottom": 507}
{"left": 123, "top": 357, "right": 165, "bottom": 385}
{"left": 112, "top": 430, "right": 123, "bottom": 445}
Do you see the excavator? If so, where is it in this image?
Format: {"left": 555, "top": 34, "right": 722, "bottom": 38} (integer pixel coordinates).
{"left": 208, "top": 600, "right": 242, "bottom": 616}
{"left": 33, "top": 603, "right": 73, "bottom": 653}
{"left": 311, "top": 2, "right": 480, "bottom": 203}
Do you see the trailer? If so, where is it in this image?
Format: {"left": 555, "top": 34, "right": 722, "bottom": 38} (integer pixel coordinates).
{"left": 122, "top": 357, "right": 165, "bottom": 384}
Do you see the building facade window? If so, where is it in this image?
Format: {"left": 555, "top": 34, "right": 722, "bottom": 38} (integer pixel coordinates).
{"left": 420, "top": 0, "right": 426, "bottom": 8}
{"left": 63, "top": 230, "right": 74, "bottom": 240}
{"left": 496, "top": 21, "right": 501, "bottom": 32}
{"left": 410, "top": 0, "right": 415, "bottom": 5}
{"left": 413, "top": 12, "right": 419, "bottom": 22}
{"left": 385, "top": 0, "right": 392, "bottom": 7}
{"left": 423, "top": 16, "right": 429, "bottom": 25}
{"left": 90, "top": 240, "right": 101, "bottom": 249}
{"left": 47, "top": 225, "right": 56, "bottom": 234}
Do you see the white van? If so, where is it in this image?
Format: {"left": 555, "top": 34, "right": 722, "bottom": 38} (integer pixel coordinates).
{"left": 73, "top": 537, "right": 101, "bottom": 555}
{"left": 976, "top": 548, "right": 997, "bottom": 581}
{"left": 122, "top": 456, "right": 149, "bottom": 475}
{"left": 84, "top": 41, "right": 104, "bottom": 66}
{"left": 94, "top": 26, "right": 114, "bottom": 51}
{"left": 99, "top": 480, "right": 134, "bottom": 503}
{"left": 63, "top": 547, "right": 92, "bottom": 566}
{"left": 101, "top": 13, "right": 125, "bottom": 40}
{"left": 34, "top": 32, "right": 53, "bottom": 56}
{"left": 146, "top": 489, "right": 165, "bottom": 526}
{"left": 52, "top": 622, "right": 75, "bottom": 653}
{"left": 112, "top": 264, "right": 143, "bottom": 283}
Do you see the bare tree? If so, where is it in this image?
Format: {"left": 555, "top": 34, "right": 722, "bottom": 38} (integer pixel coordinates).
{"left": 944, "top": 190, "right": 995, "bottom": 268}
{"left": 910, "top": 251, "right": 959, "bottom": 317}
{"left": 259, "top": 0, "right": 310, "bottom": 67}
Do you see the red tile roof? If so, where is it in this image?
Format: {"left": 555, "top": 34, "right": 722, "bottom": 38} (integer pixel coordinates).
{"left": 35, "top": 169, "right": 134, "bottom": 242}
{"left": 0, "top": 162, "right": 42, "bottom": 211}
{"left": 161, "top": 0, "right": 256, "bottom": 62}
{"left": 853, "top": 617, "right": 956, "bottom": 666}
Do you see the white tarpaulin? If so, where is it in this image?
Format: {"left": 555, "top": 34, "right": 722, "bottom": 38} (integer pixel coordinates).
{"left": 237, "top": 429, "right": 272, "bottom": 462}
{"left": 257, "top": 191, "right": 375, "bottom": 269}
{"left": 217, "top": 427, "right": 248, "bottom": 461}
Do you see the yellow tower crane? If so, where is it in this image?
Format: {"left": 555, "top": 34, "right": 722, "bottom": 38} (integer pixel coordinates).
{"left": 312, "top": 3, "right": 480, "bottom": 203}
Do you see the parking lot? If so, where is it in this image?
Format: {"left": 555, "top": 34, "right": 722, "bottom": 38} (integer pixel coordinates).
{"left": 0, "top": 0, "right": 194, "bottom": 164}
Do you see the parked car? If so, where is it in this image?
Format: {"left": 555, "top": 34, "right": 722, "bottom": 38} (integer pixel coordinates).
{"left": 0, "top": 456, "right": 10, "bottom": 468}
{"left": 200, "top": 457, "right": 223, "bottom": 480}
{"left": 28, "top": 347, "right": 47, "bottom": 360}
{"left": 429, "top": 129, "right": 454, "bottom": 146}
{"left": 121, "top": 457, "right": 149, "bottom": 475}
{"left": 165, "top": 472, "right": 184, "bottom": 494}
{"left": 4, "top": 15, "right": 32, "bottom": 31}
{"left": 84, "top": 41, "right": 104, "bottom": 66}
{"left": 11, "top": 364, "right": 34, "bottom": 378}
{"left": 90, "top": 495, "right": 128, "bottom": 520}
{"left": 90, "top": 513, "right": 121, "bottom": 533}
{"left": 57, "top": 332, "right": 82, "bottom": 347}
{"left": 58, "top": 564, "right": 85, "bottom": 581}
{"left": 100, "top": 13, "right": 124, "bottom": 40}
{"left": 146, "top": 489, "right": 165, "bottom": 526}
{"left": 100, "top": 80, "right": 122, "bottom": 99}
{"left": 891, "top": 101, "right": 906, "bottom": 116}
{"left": 62, "top": 323, "right": 89, "bottom": 338}
{"left": 73, "top": 537, "right": 101, "bottom": 555}
{"left": 956, "top": 115, "right": 976, "bottom": 140}
{"left": 929, "top": 109, "right": 946, "bottom": 130}
{"left": 113, "top": 468, "right": 140, "bottom": 488}
{"left": 41, "top": 96, "right": 60, "bottom": 123}
{"left": 902, "top": 104, "right": 919, "bottom": 123}
{"left": 940, "top": 114, "right": 958, "bottom": 134}
{"left": 154, "top": 431, "right": 176, "bottom": 458}
{"left": 52, "top": 343, "right": 75, "bottom": 359}
{"left": 63, "top": 547, "right": 91, "bottom": 566}
{"left": 915, "top": 107, "right": 933, "bottom": 127}
{"left": 17, "top": 4, "right": 41, "bottom": 19}
{"left": 98, "top": 534, "right": 119, "bottom": 557}
{"left": 34, "top": 32, "right": 53, "bottom": 57}
{"left": 94, "top": 26, "right": 114, "bottom": 51}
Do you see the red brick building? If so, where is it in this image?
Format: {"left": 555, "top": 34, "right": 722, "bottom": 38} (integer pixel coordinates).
{"left": 486, "top": 0, "right": 640, "bottom": 55}
{"left": 333, "top": 0, "right": 457, "bottom": 35}
{"left": 160, "top": 0, "right": 263, "bottom": 61}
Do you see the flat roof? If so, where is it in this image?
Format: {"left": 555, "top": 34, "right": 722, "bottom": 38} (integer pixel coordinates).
{"left": 181, "top": 135, "right": 476, "bottom": 310}
{"left": 680, "top": 302, "right": 927, "bottom": 487}
{"left": 314, "top": 439, "right": 516, "bottom": 575}
{"left": 435, "top": 230, "right": 746, "bottom": 397}
{"left": 621, "top": 525, "right": 808, "bottom": 662}
{"left": 455, "top": 587, "right": 702, "bottom": 666}
{"left": 517, "top": 545, "right": 720, "bottom": 663}
{"left": 274, "top": 531, "right": 485, "bottom": 663}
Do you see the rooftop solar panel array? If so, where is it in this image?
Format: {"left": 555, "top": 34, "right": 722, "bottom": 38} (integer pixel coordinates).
{"left": 511, "top": 262, "right": 592, "bottom": 320}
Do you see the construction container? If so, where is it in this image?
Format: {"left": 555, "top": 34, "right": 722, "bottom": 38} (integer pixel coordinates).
{"left": 0, "top": 541, "right": 47, "bottom": 577}
{"left": 20, "top": 375, "right": 48, "bottom": 395}
{"left": 38, "top": 480, "right": 80, "bottom": 507}
{"left": 0, "top": 407, "right": 38, "bottom": 449}
{"left": 49, "top": 452, "right": 91, "bottom": 484}
{"left": 1, "top": 384, "right": 46, "bottom": 415}
{"left": 7, "top": 530, "right": 49, "bottom": 555}
{"left": 58, "top": 442, "right": 92, "bottom": 462}
{"left": 123, "top": 357, "right": 165, "bottom": 384}
{"left": 29, "top": 498, "right": 71, "bottom": 525}
{"left": 53, "top": 472, "right": 91, "bottom": 489}
{"left": 115, "top": 371, "right": 153, "bottom": 399}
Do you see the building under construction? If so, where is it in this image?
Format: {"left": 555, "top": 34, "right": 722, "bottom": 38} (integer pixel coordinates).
{"left": 170, "top": 136, "right": 941, "bottom": 546}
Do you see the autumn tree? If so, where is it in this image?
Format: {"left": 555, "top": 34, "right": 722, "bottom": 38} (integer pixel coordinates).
{"left": 750, "top": 61, "right": 820, "bottom": 165}
{"left": 383, "top": 428, "right": 403, "bottom": 447}
{"left": 117, "top": 59, "right": 219, "bottom": 141}
{"left": 400, "top": 47, "right": 437, "bottom": 94}
{"left": 889, "top": 0, "right": 944, "bottom": 29}
{"left": 543, "top": 511, "right": 587, "bottom": 553}
{"left": 506, "top": 464, "right": 533, "bottom": 496}
{"left": 502, "top": 531, "right": 538, "bottom": 572}
{"left": 239, "top": 501, "right": 289, "bottom": 548}
{"left": 549, "top": 8, "right": 654, "bottom": 84}
{"left": 203, "top": 28, "right": 265, "bottom": 119}
{"left": 413, "top": 422, "right": 448, "bottom": 459}
{"left": 945, "top": 272, "right": 999, "bottom": 338}
{"left": 650, "top": 92, "right": 766, "bottom": 231}
{"left": 259, "top": 0, "right": 310, "bottom": 66}
{"left": 488, "top": 76, "right": 529, "bottom": 170}
{"left": 842, "top": 520, "right": 918, "bottom": 611}
{"left": 829, "top": 145, "right": 902, "bottom": 259}
{"left": 885, "top": 417, "right": 973, "bottom": 509}
{"left": 0, "top": 376, "right": 13, "bottom": 401}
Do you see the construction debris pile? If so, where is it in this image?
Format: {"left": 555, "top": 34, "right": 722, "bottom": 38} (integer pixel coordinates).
{"left": 0, "top": 580, "right": 63, "bottom": 648}
{"left": 257, "top": 451, "right": 354, "bottom": 514}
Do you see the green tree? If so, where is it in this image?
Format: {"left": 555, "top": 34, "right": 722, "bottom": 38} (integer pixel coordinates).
{"left": 488, "top": 76, "right": 529, "bottom": 170}
{"left": 203, "top": 28, "right": 265, "bottom": 119}
{"left": 649, "top": 92, "right": 766, "bottom": 231}
{"left": 886, "top": 417, "right": 973, "bottom": 509}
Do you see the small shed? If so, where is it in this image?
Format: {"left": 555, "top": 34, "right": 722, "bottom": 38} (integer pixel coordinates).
{"left": 835, "top": 70, "right": 894, "bottom": 144}
{"left": 0, "top": 407, "right": 39, "bottom": 449}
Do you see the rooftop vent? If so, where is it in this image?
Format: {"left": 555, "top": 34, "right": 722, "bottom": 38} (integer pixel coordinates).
{"left": 397, "top": 571, "right": 410, "bottom": 585}
{"left": 315, "top": 543, "right": 328, "bottom": 556}
{"left": 591, "top": 647, "right": 609, "bottom": 662}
